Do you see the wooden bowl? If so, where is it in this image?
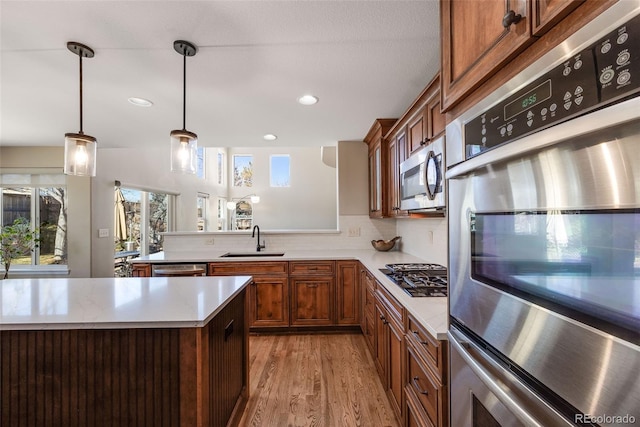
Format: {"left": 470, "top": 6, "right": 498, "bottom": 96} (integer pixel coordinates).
{"left": 371, "top": 236, "right": 401, "bottom": 251}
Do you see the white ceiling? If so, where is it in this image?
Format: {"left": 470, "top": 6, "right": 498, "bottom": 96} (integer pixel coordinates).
{"left": 1, "top": 1, "right": 440, "bottom": 150}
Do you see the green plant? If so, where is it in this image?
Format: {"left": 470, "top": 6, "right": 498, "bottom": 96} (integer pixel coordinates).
{"left": 1, "top": 217, "right": 39, "bottom": 279}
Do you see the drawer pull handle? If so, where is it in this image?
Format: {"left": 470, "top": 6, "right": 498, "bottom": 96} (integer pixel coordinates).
{"left": 412, "top": 330, "right": 429, "bottom": 346}
{"left": 306, "top": 283, "right": 319, "bottom": 288}
{"left": 412, "top": 376, "right": 429, "bottom": 395}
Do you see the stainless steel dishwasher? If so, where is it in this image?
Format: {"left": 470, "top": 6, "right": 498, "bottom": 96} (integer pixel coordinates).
{"left": 151, "top": 263, "right": 207, "bottom": 277}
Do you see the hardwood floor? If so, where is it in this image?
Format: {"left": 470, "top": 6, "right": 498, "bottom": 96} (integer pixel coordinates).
{"left": 238, "top": 333, "right": 400, "bottom": 427}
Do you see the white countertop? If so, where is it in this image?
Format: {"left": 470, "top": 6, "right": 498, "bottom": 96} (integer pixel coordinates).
{"left": 133, "top": 249, "right": 449, "bottom": 340}
{"left": 0, "top": 276, "right": 251, "bottom": 330}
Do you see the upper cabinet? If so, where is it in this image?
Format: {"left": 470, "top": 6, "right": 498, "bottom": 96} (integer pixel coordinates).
{"left": 364, "top": 119, "right": 397, "bottom": 219}
{"left": 440, "top": 0, "right": 585, "bottom": 111}
{"left": 365, "top": 74, "right": 444, "bottom": 219}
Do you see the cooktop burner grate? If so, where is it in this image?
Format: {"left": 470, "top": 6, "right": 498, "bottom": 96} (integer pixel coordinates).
{"left": 380, "top": 264, "right": 448, "bottom": 297}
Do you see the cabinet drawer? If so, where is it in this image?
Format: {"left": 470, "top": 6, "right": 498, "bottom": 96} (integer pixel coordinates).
{"left": 375, "top": 283, "right": 404, "bottom": 326}
{"left": 407, "top": 314, "right": 443, "bottom": 378}
{"left": 289, "top": 261, "right": 335, "bottom": 276}
{"left": 363, "top": 312, "right": 375, "bottom": 353}
{"left": 407, "top": 340, "right": 443, "bottom": 427}
{"left": 208, "top": 261, "right": 287, "bottom": 276}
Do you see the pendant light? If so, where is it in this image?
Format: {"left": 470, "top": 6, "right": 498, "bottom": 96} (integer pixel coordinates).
{"left": 64, "top": 41, "right": 97, "bottom": 177}
{"left": 170, "top": 40, "right": 198, "bottom": 174}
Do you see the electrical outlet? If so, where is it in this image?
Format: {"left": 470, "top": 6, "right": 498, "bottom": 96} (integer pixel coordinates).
{"left": 348, "top": 226, "right": 361, "bottom": 237}
{"left": 204, "top": 237, "right": 215, "bottom": 245}
{"left": 98, "top": 228, "right": 109, "bottom": 238}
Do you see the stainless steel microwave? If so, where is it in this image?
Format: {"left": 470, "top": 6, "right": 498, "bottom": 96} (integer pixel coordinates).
{"left": 399, "top": 135, "right": 445, "bottom": 212}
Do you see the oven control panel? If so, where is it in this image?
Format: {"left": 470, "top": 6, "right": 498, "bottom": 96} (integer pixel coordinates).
{"left": 464, "top": 13, "right": 640, "bottom": 159}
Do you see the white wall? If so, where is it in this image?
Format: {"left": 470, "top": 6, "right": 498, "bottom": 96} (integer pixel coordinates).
{"left": 226, "top": 146, "right": 337, "bottom": 230}
{"left": 395, "top": 216, "right": 448, "bottom": 266}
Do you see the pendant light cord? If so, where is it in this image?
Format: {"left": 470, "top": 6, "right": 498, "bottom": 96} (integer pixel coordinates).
{"left": 182, "top": 52, "right": 186, "bottom": 131}
{"left": 79, "top": 53, "right": 84, "bottom": 134}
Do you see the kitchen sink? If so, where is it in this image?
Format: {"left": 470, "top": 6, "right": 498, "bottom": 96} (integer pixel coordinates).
{"left": 220, "top": 252, "right": 285, "bottom": 258}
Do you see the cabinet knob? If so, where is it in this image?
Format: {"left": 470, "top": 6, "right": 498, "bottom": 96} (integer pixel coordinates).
{"left": 420, "top": 137, "right": 430, "bottom": 146}
{"left": 392, "top": 206, "right": 400, "bottom": 211}
{"left": 502, "top": 10, "right": 522, "bottom": 28}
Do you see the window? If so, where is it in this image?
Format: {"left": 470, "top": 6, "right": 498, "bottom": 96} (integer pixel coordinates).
{"left": 216, "top": 198, "right": 227, "bottom": 231}
{"left": 116, "top": 187, "right": 174, "bottom": 258}
{"left": 233, "top": 155, "right": 253, "bottom": 187}
{"left": 197, "top": 193, "right": 209, "bottom": 231}
{"left": 270, "top": 154, "right": 290, "bottom": 187}
{"left": 197, "top": 146, "right": 206, "bottom": 179}
{"left": 217, "top": 152, "right": 225, "bottom": 185}
{"left": 1, "top": 174, "right": 67, "bottom": 266}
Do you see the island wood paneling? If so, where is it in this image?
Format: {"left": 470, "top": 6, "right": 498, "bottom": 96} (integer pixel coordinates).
{"left": 1, "top": 289, "right": 248, "bottom": 427}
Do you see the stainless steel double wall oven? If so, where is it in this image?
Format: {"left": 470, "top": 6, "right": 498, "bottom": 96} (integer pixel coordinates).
{"left": 446, "top": 2, "right": 640, "bottom": 426}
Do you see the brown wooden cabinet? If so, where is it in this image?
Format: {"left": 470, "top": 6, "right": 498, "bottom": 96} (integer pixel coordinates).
{"left": 441, "top": 0, "right": 593, "bottom": 111}
{"left": 364, "top": 119, "right": 397, "bottom": 218}
{"left": 405, "top": 74, "right": 444, "bottom": 157}
{"left": 441, "top": 0, "right": 534, "bottom": 111}
{"left": 387, "top": 130, "right": 408, "bottom": 217}
{"left": 131, "top": 263, "right": 151, "bottom": 277}
{"left": 360, "top": 266, "right": 377, "bottom": 354}
{"left": 374, "top": 283, "right": 405, "bottom": 424}
{"left": 209, "top": 261, "right": 289, "bottom": 329}
{"left": 336, "top": 260, "right": 360, "bottom": 325}
{"left": 533, "top": 0, "right": 584, "bottom": 36}
{"left": 405, "top": 313, "right": 448, "bottom": 427}
{"left": 289, "top": 261, "right": 335, "bottom": 326}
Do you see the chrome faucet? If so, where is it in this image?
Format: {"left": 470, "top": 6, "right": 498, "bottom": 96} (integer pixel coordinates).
{"left": 252, "top": 225, "right": 266, "bottom": 252}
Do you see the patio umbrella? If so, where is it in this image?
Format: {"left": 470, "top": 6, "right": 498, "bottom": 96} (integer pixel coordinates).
{"left": 114, "top": 187, "right": 127, "bottom": 242}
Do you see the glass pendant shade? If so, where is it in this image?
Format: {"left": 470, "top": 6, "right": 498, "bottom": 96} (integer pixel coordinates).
{"left": 170, "top": 129, "right": 198, "bottom": 174}
{"left": 64, "top": 133, "right": 97, "bottom": 176}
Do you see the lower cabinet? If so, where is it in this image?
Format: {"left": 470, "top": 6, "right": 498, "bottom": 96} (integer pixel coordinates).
{"left": 359, "top": 266, "right": 449, "bottom": 427}
{"left": 290, "top": 275, "right": 334, "bottom": 326}
{"left": 405, "top": 313, "right": 448, "bottom": 427}
{"left": 250, "top": 276, "right": 289, "bottom": 327}
{"left": 206, "top": 260, "right": 359, "bottom": 330}
{"left": 375, "top": 284, "right": 405, "bottom": 423}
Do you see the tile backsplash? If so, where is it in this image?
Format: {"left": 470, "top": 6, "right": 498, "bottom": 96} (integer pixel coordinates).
{"left": 162, "top": 214, "right": 448, "bottom": 265}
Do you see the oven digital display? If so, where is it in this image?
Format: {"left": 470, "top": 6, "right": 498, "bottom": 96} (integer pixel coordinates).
{"left": 503, "top": 80, "right": 552, "bottom": 121}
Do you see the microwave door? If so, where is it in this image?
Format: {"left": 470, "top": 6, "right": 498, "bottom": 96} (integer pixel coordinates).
{"left": 401, "top": 162, "right": 427, "bottom": 210}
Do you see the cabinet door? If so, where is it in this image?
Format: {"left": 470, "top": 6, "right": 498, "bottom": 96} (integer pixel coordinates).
{"left": 290, "top": 276, "right": 334, "bottom": 326}
{"left": 132, "top": 263, "right": 151, "bottom": 277}
{"left": 533, "top": 0, "right": 583, "bottom": 36}
{"left": 441, "top": 0, "right": 533, "bottom": 111}
{"left": 336, "top": 261, "right": 359, "bottom": 325}
{"left": 427, "top": 88, "right": 445, "bottom": 140}
{"left": 388, "top": 131, "right": 408, "bottom": 217}
{"left": 369, "top": 142, "right": 383, "bottom": 217}
{"left": 387, "top": 317, "right": 404, "bottom": 422}
{"left": 249, "top": 276, "right": 289, "bottom": 327}
{"left": 374, "top": 300, "right": 388, "bottom": 382}
{"left": 407, "top": 110, "right": 428, "bottom": 155}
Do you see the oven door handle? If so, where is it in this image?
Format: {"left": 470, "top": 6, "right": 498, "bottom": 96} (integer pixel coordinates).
{"left": 449, "top": 330, "right": 550, "bottom": 427}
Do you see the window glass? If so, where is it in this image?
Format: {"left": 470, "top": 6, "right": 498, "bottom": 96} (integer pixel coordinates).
{"left": 1, "top": 174, "right": 67, "bottom": 267}
{"left": 197, "top": 193, "right": 208, "bottom": 231}
{"left": 196, "top": 146, "right": 205, "bottom": 179}
{"left": 270, "top": 155, "right": 290, "bottom": 187}
{"left": 217, "top": 152, "right": 225, "bottom": 185}
{"left": 148, "top": 192, "right": 168, "bottom": 254}
{"left": 233, "top": 155, "right": 253, "bottom": 187}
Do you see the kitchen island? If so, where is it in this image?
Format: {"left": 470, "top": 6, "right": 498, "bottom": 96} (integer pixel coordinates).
{"left": 0, "top": 275, "right": 251, "bottom": 427}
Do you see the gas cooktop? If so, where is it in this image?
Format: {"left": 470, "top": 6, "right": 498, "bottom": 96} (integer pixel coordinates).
{"left": 380, "top": 263, "right": 448, "bottom": 297}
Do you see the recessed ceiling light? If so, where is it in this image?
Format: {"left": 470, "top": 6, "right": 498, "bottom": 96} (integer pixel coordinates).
{"left": 263, "top": 134, "right": 278, "bottom": 141}
{"left": 128, "top": 97, "right": 153, "bottom": 107}
{"left": 297, "top": 94, "right": 318, "bottom": 106}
